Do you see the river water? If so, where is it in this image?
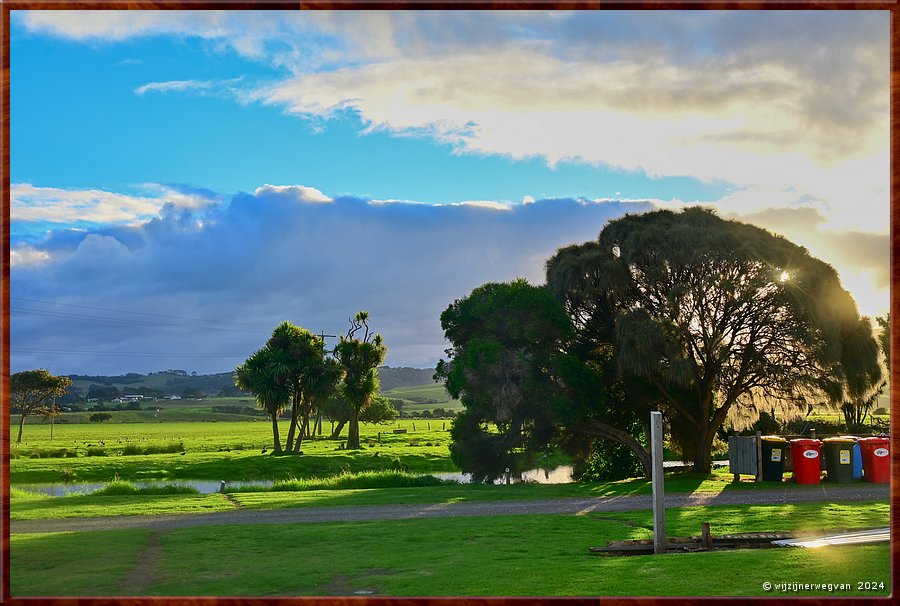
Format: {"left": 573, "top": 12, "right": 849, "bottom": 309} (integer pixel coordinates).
{"left": 16, "top": 466, "right": 576, "bottom": 496}
{"left": 16, "top": 461, "right": 726, "bottom": 496}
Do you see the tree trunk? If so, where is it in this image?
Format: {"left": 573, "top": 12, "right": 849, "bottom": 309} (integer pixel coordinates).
{"left": 347, "top": 409, "right": 361, "bottom": 449}
{"left": 294, "top": 404, "right": 311, "bottom": 452}
{"left": 285, "top": 397, "right": 299, "bottom": 452}
{"left": 692, "top": 426, "right": 713, "bottom": 474}
{"left": 17, "top": 413, "right": 26, "bottom": 444}
{"left": 331, "top": 419, "right": 347, "bottom": 439}
{"left": 270, "top": 415, "right": 283, "bottom": 453}
{"left": 316, "top": 410, "right": 322, "bottom": 436}
{"left": 584, "top": 420, "right": 652, "bottom": 477}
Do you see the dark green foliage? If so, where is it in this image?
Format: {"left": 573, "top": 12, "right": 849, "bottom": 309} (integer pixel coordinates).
{"left": 25, "top": 448, "right": 78, "bottom": 459}
{"left": 438, "top": 280, "right": 573, "bottom": 482}
{"left": 577, "top": 438, "right": 647, "bottom": 482}
{"left": 88, "top": 413, "right": 112, "bottom": 423}
{"left": 85, "top": 447, "right": 106, "bottom": 457}
{"left": 360, "top": 397, "right": 399, "bottom": 424}
{"left": 121, "top": 442, "right": 184, "bottom": 456}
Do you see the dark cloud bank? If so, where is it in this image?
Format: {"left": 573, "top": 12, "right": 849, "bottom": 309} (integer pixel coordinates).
{"left": 11, "top": 188, "right": 651, "bottom": 375}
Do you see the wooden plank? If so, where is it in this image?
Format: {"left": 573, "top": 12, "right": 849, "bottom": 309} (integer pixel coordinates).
{"left": 651, "top": 411, "right": 665, "bottom": 555}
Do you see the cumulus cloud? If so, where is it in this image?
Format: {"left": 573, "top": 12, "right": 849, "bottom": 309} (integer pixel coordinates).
{"left": 11, "top": 186, "right": 652, "bottom": 375}
{"left": 11, "top": 183, "right": 220, "bottom": 227}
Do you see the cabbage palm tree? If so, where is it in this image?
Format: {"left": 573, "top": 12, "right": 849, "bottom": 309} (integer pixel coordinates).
{"left": 334, "top": 311, "right": 387, "bottom": 449}
{"left": 267, "top": 322, "right": 322, "bottom": 452}
{"left": 234, "top": 347, "right": 290, "bottom": 453}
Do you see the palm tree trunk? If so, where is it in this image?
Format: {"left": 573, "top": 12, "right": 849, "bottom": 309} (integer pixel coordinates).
{"left": 347, "top": 409, "right": 361, "bottom": 449}
{"left": 285, "top": 397, "right": 299, "bottom": 452}
{"left": 331, "top": 419, "right": 347, "bottom": 439}
{"left": 270, "top": 415, "right": 283, "bottom": 453}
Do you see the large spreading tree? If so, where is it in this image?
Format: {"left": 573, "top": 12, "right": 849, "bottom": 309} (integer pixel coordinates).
{"left": 11, "top": 370, "right": 72, "bottom": 444}
{"left": 546, "top": 208, "right": 883, "bottom": 472}
{"left": 436, "top": 280, "right": 576, "bottom": 481}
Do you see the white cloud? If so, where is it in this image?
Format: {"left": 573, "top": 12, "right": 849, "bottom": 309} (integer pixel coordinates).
{"left": 9, "top": 245, "right": 51, "bottom": 268}
{"left": 11, "top": 183, "right": 219, "bottom": 225}
{"left": 253, "top": 184, "right": 332, "bottom": 203}
{"left": 135, "top": 80, "right": 215, "bottom": 96}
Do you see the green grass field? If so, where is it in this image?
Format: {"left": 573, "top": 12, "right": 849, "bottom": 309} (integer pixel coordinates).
{"left": 11, "top": 501, "right": 890, "bottom": 596}
{"left": 11, "top": 419, "right": 456, "bottom": 483}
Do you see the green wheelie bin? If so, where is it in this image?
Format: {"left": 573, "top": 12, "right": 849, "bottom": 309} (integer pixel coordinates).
{"left": 760, "top": 436, "right": 788, "bottom": 481}
{"left": 823, "top": 437, "right": 855, "bottom": 483}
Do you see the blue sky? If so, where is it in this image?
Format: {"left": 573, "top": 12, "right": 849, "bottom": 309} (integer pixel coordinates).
{"left": 9, "top": 10, "right": 890, "bottom": 375}
{"left": 11, "top": 23, "right": 731, "bottom": 207}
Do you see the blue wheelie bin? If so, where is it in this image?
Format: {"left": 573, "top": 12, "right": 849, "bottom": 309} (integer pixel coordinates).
{"left": 840, "top": 436, "right": 864, "bottom": 480}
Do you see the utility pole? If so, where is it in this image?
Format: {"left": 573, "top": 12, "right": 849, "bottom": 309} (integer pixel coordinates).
{"left": 651, "top": 410, "right": 666, "bottom": 554}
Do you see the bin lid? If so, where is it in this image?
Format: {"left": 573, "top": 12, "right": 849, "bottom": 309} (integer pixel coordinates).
{"left": 761, "top": 435, "right": 787, "bottom": 442}
{"left": 790, "top": 438, "right": 822, "bottom": 446}
{"left": 838, "top": 436, "right": 860, "bottom": 441}
{"left": 823, "top": 437, "right": 856, "bottom": 443}
{"left": 858, "top": 436, "right": 890, "bottom": 445}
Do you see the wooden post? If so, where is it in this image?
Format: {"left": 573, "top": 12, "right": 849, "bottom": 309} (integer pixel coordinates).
{"left": 701, "top": 522, "right": 712, "bottom": 549}
{"left": 729, "top": 432, "right": 738, "bottom": 482}
{"left": 755, "top": 431, "right": 762, "bottom": 482}
{"left": 651, "top": 411, "right": 666, "bottom": 554}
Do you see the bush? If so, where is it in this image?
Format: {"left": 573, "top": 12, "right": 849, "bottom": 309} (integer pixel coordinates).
{"left": 26, "top": 448, "right": 77, "bottom": 459}
{"left": 85, "top": 447, "right": 106, "bottom": 457}
{"left": 121, "top": 442, "right": 184, "bottom": 456}
{"left": 577, "top": 438, "right": 646, "bottom": 482}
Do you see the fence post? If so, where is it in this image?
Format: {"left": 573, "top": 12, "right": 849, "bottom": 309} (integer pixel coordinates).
{"left": 651, "top": 411, "right": 666, "bottom": 554}
{"left": 755, "top": 431, "right": 762, "bottom": 482}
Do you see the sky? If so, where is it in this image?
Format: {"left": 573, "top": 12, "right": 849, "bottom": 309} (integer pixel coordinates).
{"left": 9, "top": 10, "right": 890, "bottom": 376}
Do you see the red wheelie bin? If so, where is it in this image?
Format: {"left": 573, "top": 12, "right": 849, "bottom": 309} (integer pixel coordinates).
{"left": 858, "top": 437, "right": 890, "bottom": 483}
{"left": 790, "top": 438, "right": 823, "bottom": 484}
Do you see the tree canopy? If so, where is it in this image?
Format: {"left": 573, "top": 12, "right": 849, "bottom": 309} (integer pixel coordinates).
{"left": 440, "top": 208, "right": 884, "bottom": 478}
{"left": 546, "top": 207, "right": 883, "bottom": 471}
{"left": 11, "top": 369, "right": 72, "bottom": 443}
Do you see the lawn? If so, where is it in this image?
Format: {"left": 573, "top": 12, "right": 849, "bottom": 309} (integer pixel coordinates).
{"left": 10, "top": 468, "right": 879, "bottom": 520}
{"left": 10, "top": 501, "right": 890, "bottom": 596}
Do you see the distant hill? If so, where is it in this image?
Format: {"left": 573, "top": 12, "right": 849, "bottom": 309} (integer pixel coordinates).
{"left": 376, "top": 366, "right": 438, "bottom": 391}
{"left": 63, "top": 365, "right": 439, "bottom": 401}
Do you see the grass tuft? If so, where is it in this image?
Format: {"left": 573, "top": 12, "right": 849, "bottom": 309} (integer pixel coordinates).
{"left": 230, "top": 470, "right": 458, "bottom": 493}
{"left": 91, "top": 480, "right": 200, "bottom": 496}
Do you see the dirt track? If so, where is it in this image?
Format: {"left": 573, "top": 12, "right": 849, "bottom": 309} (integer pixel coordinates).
{"left": 11, "top": 483, "right": 890, "bottom": 534}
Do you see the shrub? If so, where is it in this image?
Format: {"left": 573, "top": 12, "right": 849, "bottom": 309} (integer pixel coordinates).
{"left": 577, "top": 438, "right": 646, "bottom": 482}
{"left": 85, "top": 447, "right": 106, "bottom": 457}
{"left": 121, "top": 442, "right": 184, "bottom": 456}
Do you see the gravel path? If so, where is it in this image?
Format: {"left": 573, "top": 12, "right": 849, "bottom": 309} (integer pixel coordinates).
{"left": 11, "top": 484, "right": 889, "bottom": 535}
